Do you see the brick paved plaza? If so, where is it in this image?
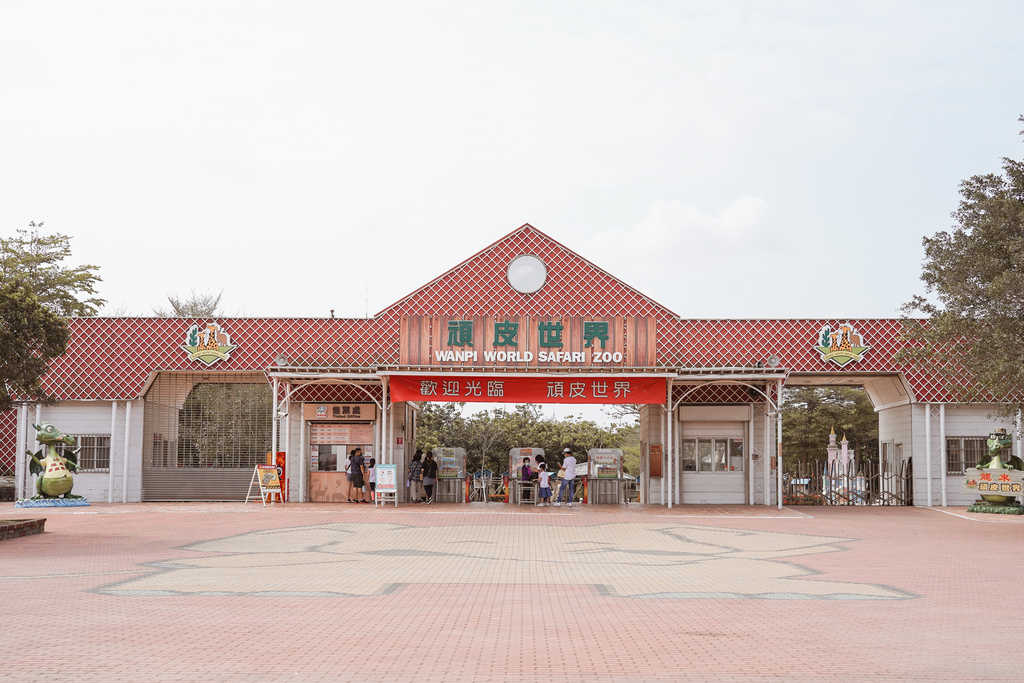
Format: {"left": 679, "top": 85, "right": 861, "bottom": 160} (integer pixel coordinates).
{"left": 2, "top": 502, "right": 1021, "bottom": 682}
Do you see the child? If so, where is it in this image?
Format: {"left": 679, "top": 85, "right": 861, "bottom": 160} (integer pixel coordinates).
{"left": 537, "top": 463, "right": 552, "bottom": 507}
{"left": 367, "top": 458, "right": 377, "bottom": 503}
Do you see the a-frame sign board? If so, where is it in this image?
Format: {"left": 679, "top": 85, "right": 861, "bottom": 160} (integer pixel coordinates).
{"left": 245, "top": 465, "right": 284, "bottom": 506}
{"left": 374, "top": 464, "right": 399, "bottom": 507}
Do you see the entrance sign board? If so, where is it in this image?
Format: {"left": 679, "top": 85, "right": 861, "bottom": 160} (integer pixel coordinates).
{"left": 964, "top": 468, "right": 1024, "bottom": 496}
{"left": 390, "top": 375, "right": 666, "bottom": 405}
{"left": 400, "top": 315, "right": 656, "bottom": 368}
{"left": 303, "top": 403, "right": 377, "bottom": 422}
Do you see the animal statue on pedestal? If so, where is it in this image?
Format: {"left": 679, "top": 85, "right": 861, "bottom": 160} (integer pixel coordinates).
{"left": 27, "top": 423, "right": 81, "bottom": 498}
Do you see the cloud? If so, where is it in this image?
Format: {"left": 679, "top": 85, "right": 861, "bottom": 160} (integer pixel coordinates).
{"left": 591, "top": 196, "right": 770, "bottom": 254}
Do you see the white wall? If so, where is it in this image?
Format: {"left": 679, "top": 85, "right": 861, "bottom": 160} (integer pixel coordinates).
{"left": 28, "top": 400, "right": 144, "bottom": 502}
{"left": 906, "top": 403, "right": 1017, "bottom": 507}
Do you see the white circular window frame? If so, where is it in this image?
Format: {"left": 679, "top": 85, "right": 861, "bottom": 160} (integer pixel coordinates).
{"left": 506, "top": 254, "right": 548, "bottom": 294}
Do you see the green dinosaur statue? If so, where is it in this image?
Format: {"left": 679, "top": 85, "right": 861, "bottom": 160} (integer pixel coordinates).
{"left": 27, "top": 423, "right": 82, "bottom": 498}
{"left": 978, "top": 429, "right": 1022, "bottom": 470}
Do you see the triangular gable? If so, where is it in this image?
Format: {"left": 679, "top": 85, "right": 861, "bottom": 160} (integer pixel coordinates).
{"left": 378, "top": 224, "right": 679, "bottom": 319}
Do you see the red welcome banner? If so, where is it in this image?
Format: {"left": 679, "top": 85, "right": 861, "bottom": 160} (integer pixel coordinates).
{"left": 389, "top": 375, "right": 667, "bottom": 405}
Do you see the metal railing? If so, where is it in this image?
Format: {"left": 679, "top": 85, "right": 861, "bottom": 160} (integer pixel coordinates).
{"left": 784, "top": 460, "right": 913, "bottom": 506}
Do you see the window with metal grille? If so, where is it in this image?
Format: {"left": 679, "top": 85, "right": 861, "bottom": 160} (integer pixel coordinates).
{"left": 946, "top": 437, "right": 986, "bottom": 474}
{"left": 58, "top": 435, "right": 110, "bottom": 472}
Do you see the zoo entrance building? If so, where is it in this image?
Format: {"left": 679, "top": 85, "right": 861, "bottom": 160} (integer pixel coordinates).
{"left": 3, "top": 225, "right": 1016, "bottom": 508}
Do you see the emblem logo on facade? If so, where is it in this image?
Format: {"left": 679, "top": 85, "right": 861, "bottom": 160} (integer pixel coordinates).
{"left": 181, "top": 322, "right": 237, "bottom": 366}
{"left": 813, "top": 323, "right": 869, "bottom": 367}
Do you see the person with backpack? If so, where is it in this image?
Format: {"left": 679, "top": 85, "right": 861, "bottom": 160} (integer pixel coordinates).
{"left": 347, "top": 448, "right": 367, "bottom": 503}
{"left": 422, "top": 451, "right": 439, "bottom": 504}
{"left": 408, "top": 451, "right": 424, "bottom": 503}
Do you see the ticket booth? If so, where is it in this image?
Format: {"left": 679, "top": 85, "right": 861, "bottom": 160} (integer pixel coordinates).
{"left": 305, "top": 403, "right": 377, "bottom": 502}
{"left": 509, "top": 447, "right": 545, "bottom": 504}
{"left": 432, "top": 447, "right": 465, "bottom": 502}
{"left": 588, "top": 448, "right": 624, "bottom": 504}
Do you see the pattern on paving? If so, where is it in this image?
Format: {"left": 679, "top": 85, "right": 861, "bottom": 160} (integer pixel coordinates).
{"left": 95, "top": 521, "right": 914, "bottom": 599}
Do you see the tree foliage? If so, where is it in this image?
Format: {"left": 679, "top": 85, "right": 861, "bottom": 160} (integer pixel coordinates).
{"left": 0, "top": 223, "right": 100, "bottom": 411}
{"left": 0, "top": 280, "right": 70, "bottom": 411}
{"left": 0, "top": 223, "right": 104, "bottom": 316}
{"left": 415, "top": 403, "right": 639, "bottom": 475}
{"left": 154, "top": 289, "right": 224, "bottom": 317}
{"left": 900, "top": 117, "right": 1024, "bottom": 414}
{"left": 781, "top": 387, "right": 878, "bottom": 472}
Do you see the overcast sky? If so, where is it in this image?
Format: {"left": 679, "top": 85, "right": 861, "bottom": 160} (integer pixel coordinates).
{"left": 2, "top": 1, "right": 1022, "bottom": 324}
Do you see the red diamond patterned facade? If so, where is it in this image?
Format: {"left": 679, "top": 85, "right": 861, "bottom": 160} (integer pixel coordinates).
{"left": 27, "top": 225, "right": 953, "bottom": 407}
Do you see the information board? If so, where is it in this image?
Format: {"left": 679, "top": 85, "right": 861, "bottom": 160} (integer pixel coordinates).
{"left": 374, "top": 464, "right": 399, "bottom": 507}
{"left": 376, "top": 464, "right": 398, "bottom": 492}
{"left": 588, "top": 449, "right": 623, "bottom": 479}
{"left": 310, "top": 423, "right": 374, "bottom": 445}
{"left": 433, "top": 447, "right": 465, "bottom": 478}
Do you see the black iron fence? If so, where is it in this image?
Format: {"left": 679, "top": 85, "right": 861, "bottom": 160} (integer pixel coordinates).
{"left": 784, "top": 459, "right": 913, "bottom": 506}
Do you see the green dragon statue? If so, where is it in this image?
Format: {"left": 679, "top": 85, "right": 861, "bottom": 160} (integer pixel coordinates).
{"left": 27, "top": 423, "right": 82, "bottom": 498}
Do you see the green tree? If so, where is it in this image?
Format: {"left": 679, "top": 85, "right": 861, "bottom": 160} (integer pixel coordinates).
{"left": 900, "top": 117, "right": 1024, "bottom": 415}
{"left": 414, "top": 402, "right": 628, "bottom": 474}
{"left": 0, "top": 223, "right": 104, "bottom": 316}
{"left": 781, "top": 387, "right": 878, "bottom": 472}
{"left": 0, "top": 280, "right": 70, "bottom": 411}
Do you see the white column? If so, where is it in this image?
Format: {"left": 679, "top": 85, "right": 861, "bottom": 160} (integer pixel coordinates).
{"left": 283, "top": 387, "right": 291, "bottom": 499}
{"left": 659, "top": 406, "right": 666, "bottom": 506}
{"left": 271, "top": 378, "right": 279, "bottom": 459}
{"left": 666, "top": 395, "right": 673, "bottom": 509}
{"left": 939, "top": 404, "right": 947, "bottom": 507}
{"left": 381, "top": 377, "right": 389, "bottom": 464}
{"left": 776, "top": 379, "right": 784, "bottom": 509}
{"left": 748, "top": 416, "right": 754, "bottom": 506}
{"left": 388, "top": 402, "right": 395, "bottom": 467}
{"left": 299, "top": 410, "right": 306, "bottom": 503}
{"left": 1017, "top": 410, "right": 1022, "bottom": 463}
{"left": 924, "top": 403, "right": 933, "bottom": 507}
{"left": 15, "top": 403, "right": 26, "bottom": 500}
{"left": 763, "top": 394, "right": 771, "bottom": 507}
{"left": 108, "top": 402, "right": 118, "bottom": 503}
{"left": 122, "top": 401, "right": 132, "bottom": 503}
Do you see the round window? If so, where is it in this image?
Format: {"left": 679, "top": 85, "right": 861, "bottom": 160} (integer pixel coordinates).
{"left": 507, "top": 255, "right": 547, "bottom": 294}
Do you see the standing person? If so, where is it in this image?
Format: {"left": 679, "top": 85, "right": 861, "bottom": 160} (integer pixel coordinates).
{"left": 347, "top": 447, "right": 366, "bottom": 503}
{"left": 408, "top": 451, "right": 424, "bottom": 503}
{"left": 555, "top": 447, "right": 577, "bottom": 507}
{"left": 367, "top": 458, "right": 377, "bottom": 503}
{"left": 422, "top": 451, "right": 438, "bottom": 504}
{"left": 537, "top": 463, "right": 552, "bottom": 507}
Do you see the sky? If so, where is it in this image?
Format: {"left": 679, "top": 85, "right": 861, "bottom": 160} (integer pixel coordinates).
{"left": 2, "top": 1, "right": 1023, "bottom": 322}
